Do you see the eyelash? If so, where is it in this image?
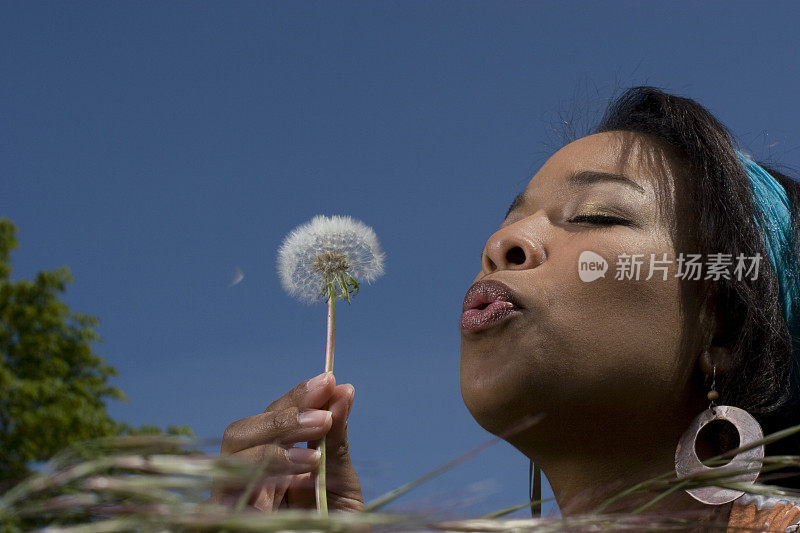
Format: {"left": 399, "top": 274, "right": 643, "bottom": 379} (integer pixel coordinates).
{"left": 569, "top": 214, "right": 633, "bottom": 226}
{"left": 482, "top": 214, "right": 631, "bottom": 261}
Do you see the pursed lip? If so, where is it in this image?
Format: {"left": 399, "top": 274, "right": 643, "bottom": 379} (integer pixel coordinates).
{"left": 462, "top": 279, "right": 523, "bottom": 313}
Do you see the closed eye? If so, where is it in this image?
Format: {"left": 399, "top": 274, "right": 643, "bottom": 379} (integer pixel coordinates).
{"left": 569, "top": 214, "right": 633, "bottom": 226}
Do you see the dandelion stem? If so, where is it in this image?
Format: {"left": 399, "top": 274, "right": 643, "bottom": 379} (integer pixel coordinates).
{"left": 315, "top": 291, "right": 335, "bottom": 515}
{"left": 325, "top": 286, "right": 336, "bottom": 374}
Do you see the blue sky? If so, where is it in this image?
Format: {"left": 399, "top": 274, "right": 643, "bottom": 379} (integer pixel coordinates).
{"left": 2, "top": 1, "right": 799, "bottom": 519}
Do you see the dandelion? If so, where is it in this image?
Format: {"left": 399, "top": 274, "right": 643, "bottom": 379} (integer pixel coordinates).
{"left": 276, "top": 214, "right": 385, "bottom": 514}
{"left": 278, "top": 214, "right": 384, "bottom": 304}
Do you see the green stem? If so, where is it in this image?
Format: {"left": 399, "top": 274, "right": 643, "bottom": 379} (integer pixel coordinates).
{"left": 315, "top": 292, "right": 335, "bottom": 515}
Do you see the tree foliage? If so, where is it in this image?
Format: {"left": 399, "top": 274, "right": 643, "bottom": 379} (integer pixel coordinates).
{"left": 0, "top": 218, "right": 192, "bottom": 486}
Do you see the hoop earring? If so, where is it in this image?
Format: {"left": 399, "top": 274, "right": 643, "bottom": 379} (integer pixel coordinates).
{"left": 674, "top": 358, "right": 765, "bottom": 505}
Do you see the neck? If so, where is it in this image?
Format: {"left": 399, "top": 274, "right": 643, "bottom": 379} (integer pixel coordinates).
{"left": 514, "top": 415, "right": 733, "bottom": 529}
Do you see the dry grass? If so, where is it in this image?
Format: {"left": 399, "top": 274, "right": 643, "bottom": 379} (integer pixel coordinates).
{"left": 2, "top": 422, "right": 800, "bottom": 532}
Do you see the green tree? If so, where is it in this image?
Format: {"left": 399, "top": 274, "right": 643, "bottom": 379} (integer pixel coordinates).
{"left": 0, "top": 218, "right": 192, "bottom": 485}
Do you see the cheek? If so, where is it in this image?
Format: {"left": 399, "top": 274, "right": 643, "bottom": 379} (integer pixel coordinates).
{"left": 540, "top": 237, "right": 690, "bottom": 410}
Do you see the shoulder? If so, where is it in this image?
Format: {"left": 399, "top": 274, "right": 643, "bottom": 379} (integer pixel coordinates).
{"left": 728, "top": 493, "right": 800, "bottom": 532}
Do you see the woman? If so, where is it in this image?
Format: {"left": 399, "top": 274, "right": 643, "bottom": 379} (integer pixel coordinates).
{"left": 209, "top": 87, "right": 800, "bottom": 531}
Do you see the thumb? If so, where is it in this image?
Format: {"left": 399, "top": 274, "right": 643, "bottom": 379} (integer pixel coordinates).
{"left": 322, "top": 384, "right": 362, "bottom": 503}
{"left": 325, "top": 383, "right": 355, "bottom": 454}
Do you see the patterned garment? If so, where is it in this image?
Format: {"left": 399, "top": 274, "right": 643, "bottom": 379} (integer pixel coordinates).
{"left": 727, "top": 493, "right": 800, "bottom": 532}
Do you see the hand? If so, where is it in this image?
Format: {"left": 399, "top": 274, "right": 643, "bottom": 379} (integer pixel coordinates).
{"left": 208, "top": 372, "right": 363, "bottom": 512}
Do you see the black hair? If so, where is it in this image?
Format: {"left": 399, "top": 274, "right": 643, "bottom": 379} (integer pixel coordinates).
{"left": 593, "top": 86, "right": 800, "bottom": 488}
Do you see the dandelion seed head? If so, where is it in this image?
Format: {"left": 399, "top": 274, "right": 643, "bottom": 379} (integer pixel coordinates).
{"left": 312, "top": 250, "right": 350, "bottom": 276}
{"left": 277, "top": 214, "right": 385, "bottom": 304}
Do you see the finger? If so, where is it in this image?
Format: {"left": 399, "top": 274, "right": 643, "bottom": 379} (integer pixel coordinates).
{"left": 285, "top": 472, "right": 315, "bottom": 508}
{"left": 249, "top": 477, "right": 281, "bottom": 512}
{"left": 251, "top": 474, "right": 293, "bottom": 511}
{"left": 266, "top": 372, "right": 338, "bottom": 413}
{"left": 221, "top": 373, "right": 337, "bottom": 453}
{"left": 272, "top": 474, "right": 293, "bottom": 510}
{"left": 222, "top": 407, "right": 333, "bottom": 454}
{"left": 211, "top": 444, "right": 313, "bottom": 504}
{"left": 232, "top": 443, "right": 322, "bottom": 477}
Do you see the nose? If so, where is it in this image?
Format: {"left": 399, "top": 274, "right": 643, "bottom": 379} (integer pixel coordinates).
{"left": 481, "top": 224, "right": 545, "bottom": 274}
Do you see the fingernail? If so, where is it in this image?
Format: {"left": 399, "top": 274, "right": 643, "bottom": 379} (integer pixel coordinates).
{"left": 307, "top": 372, "right": 331, "bottom": 390}
{"left": 287, "top": 447, "right": 321, "bottom": 464}
{"left": 298, "top": 410, "right": 331, "bottom": 428}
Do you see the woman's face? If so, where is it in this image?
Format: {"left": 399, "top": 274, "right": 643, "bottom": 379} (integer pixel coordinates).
{"left": 460, "top": 131, "right": 705, "bottom": 449}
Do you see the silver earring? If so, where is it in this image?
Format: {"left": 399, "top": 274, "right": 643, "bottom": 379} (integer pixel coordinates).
{"left": 674, "top": 358, "right": 765, "bottom": 505}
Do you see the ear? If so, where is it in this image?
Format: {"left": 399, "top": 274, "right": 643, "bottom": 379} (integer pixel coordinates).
{"left": 698, "top": 344, "right": 734, "bottom": 377}
{"left": 697, "top": 300, "right": 735, "bottom": 378}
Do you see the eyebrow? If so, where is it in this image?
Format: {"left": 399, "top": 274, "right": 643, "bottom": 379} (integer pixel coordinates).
{"left": 504, "top": 170, "right": 646, "bottom": 219}
{"left": 569, "top": 170, "right": 646, "bottom": 194}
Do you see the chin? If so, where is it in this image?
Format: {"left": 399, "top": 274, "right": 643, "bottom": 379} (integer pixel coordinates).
{"left": 460, "top": 354, "right": 556, "bottom": 445}
{"left": 460, "top": 367, "right": 523, "bottom": 437}
{"left": 462, "top": 392, "right": 504, "bottom": 436}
